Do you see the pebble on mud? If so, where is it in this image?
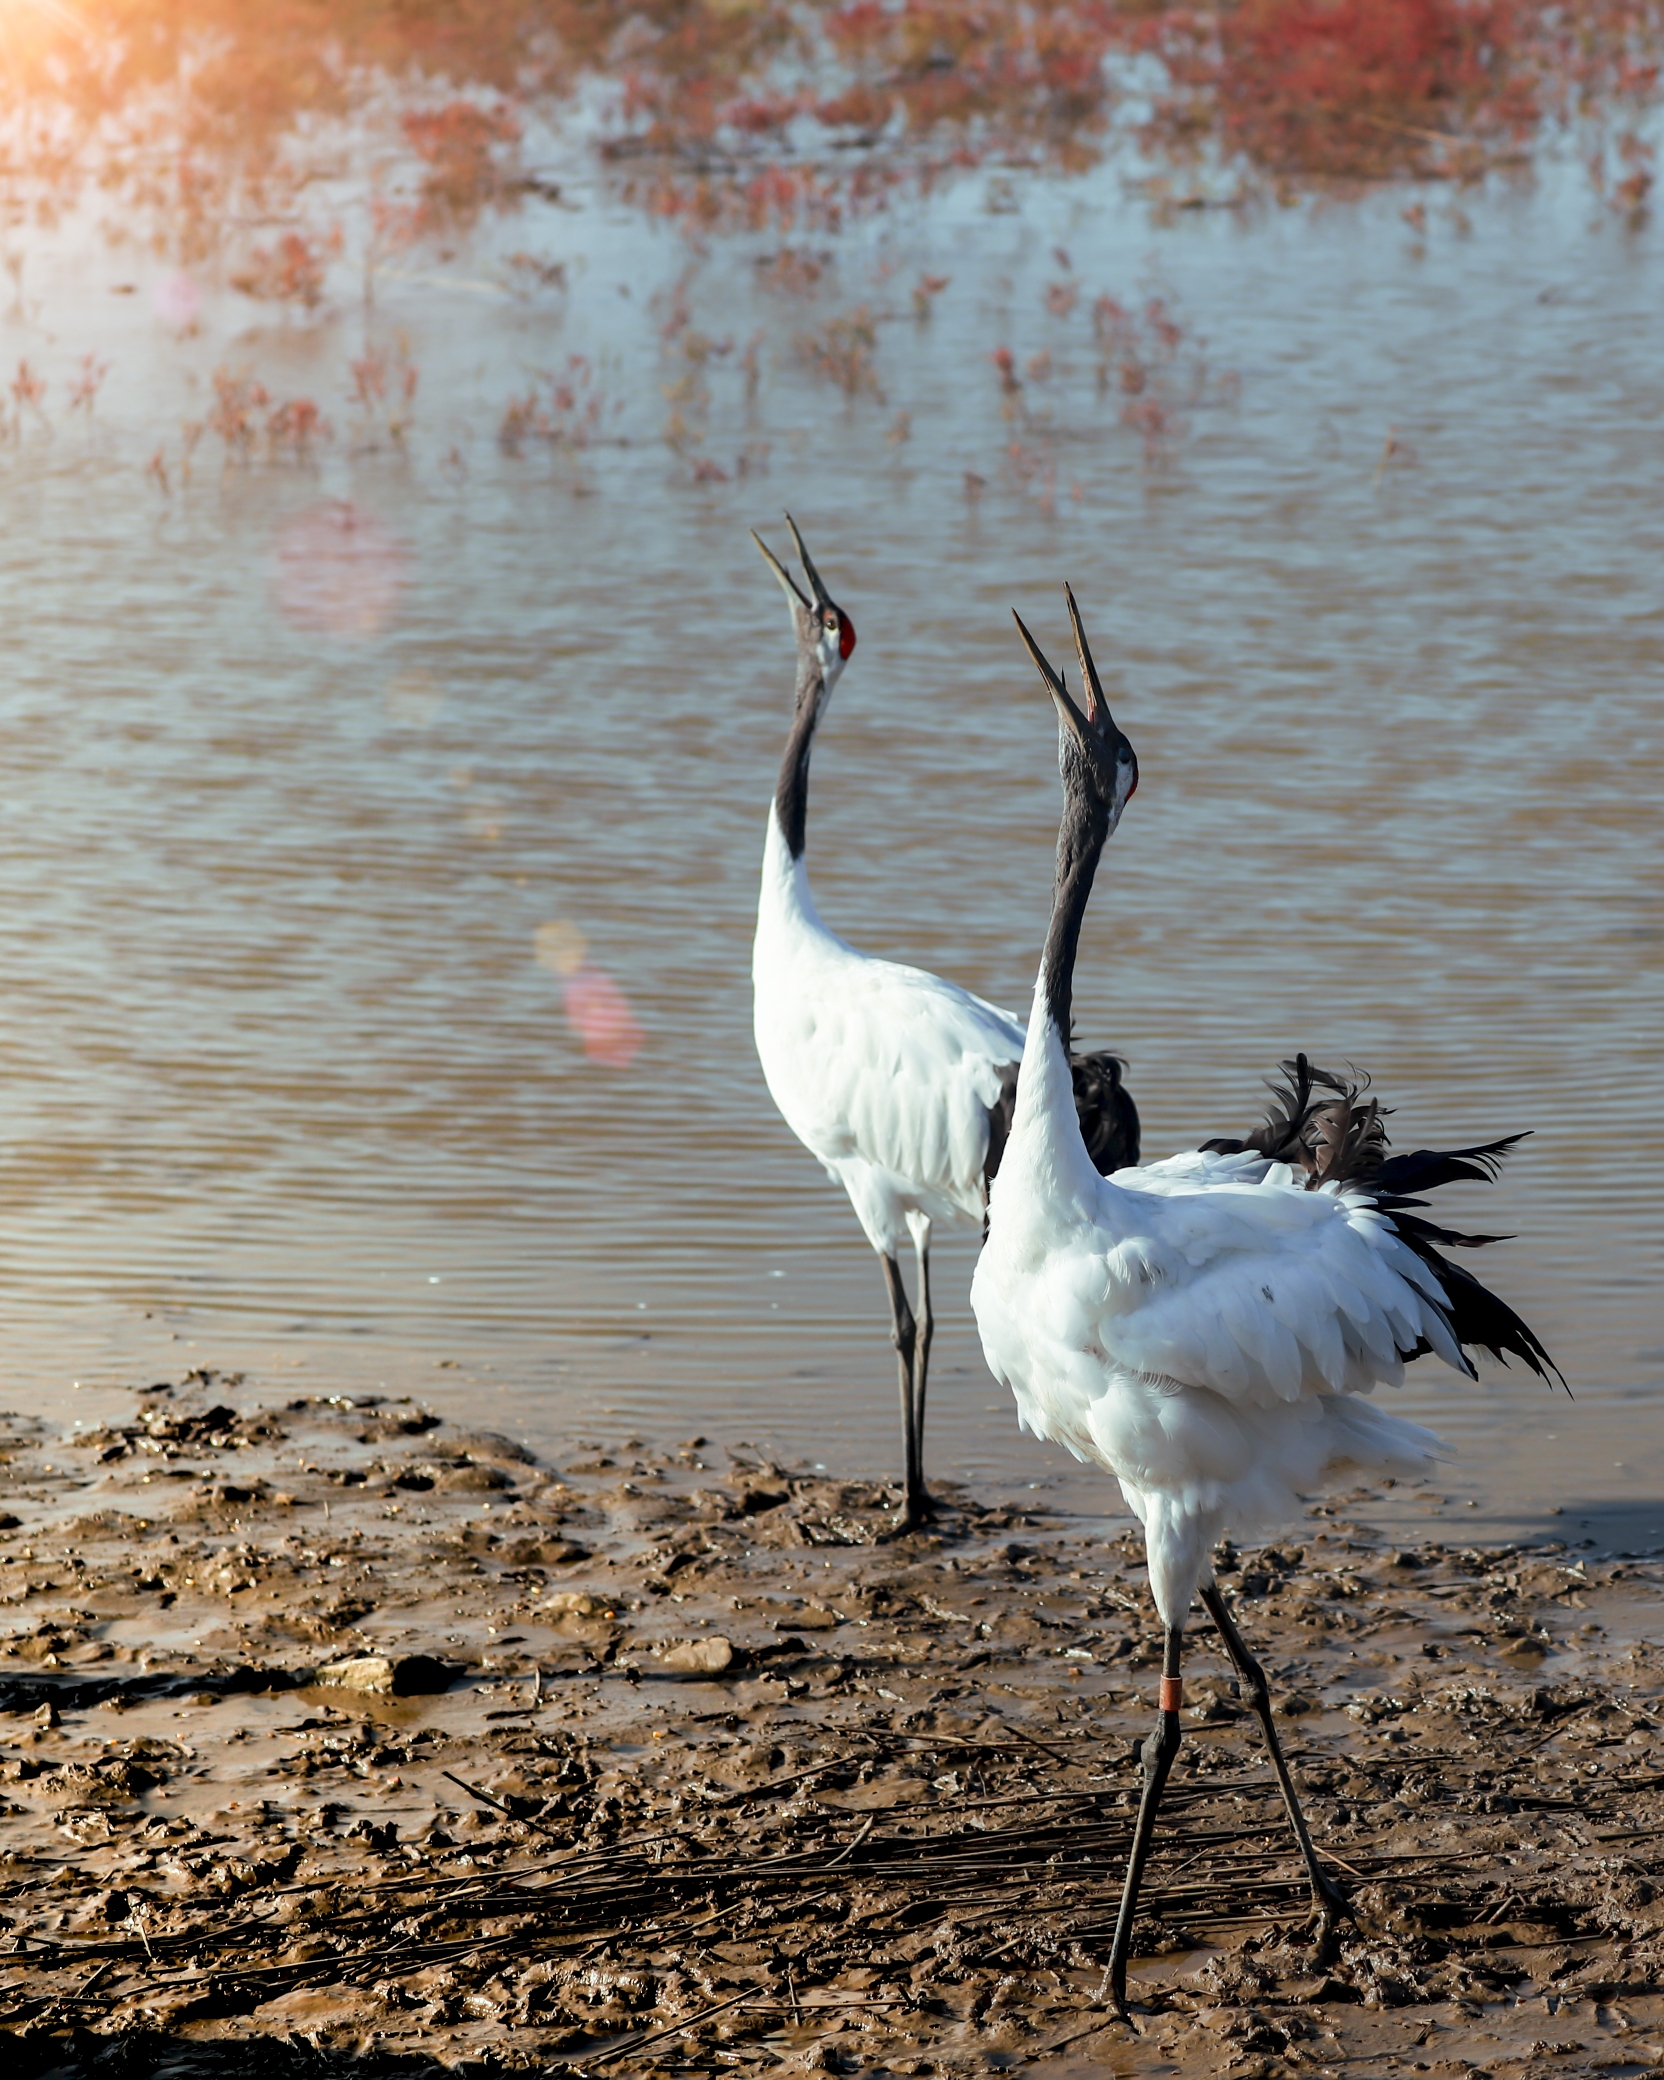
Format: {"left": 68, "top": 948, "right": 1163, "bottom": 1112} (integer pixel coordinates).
{"left": 656, "top": 1635, "right": 735, "bottom": 1674}
{"left": 312, "top": 1653, "right": 455, "bottom": 1696}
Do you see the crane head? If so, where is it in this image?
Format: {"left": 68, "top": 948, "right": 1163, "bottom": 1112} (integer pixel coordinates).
{"left": 1011, "top": 586, "right": 1138, "bottom": 833}
{"left": 752, "top": 514, "right": 857, "bottom": 690}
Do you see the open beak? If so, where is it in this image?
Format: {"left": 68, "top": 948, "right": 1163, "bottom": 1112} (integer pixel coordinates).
{"left": 751, "top": 528, "right": 810, "bottom": 611}
{"left": 1012, "top": 607, "right": 1095, "bottom": 752}
{"left": 1063, "top": 582, "right": 1119, "bottom": 733}
{"left": 784, "top": 513, "right": 833, "bottom": 608}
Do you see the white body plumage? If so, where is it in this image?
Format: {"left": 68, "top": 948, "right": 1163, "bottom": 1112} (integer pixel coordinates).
{"left": 753, "top": 806, "right": 1025, "bottom": 1258}
{"left": 977, "top": 588, "right": 1557, "bottom": 1996}
{"left": 972, "top": 979, "right": 1449, "bottom": 1627}
{"left": 748, "top": 512, "right": 1072, "bottom": 1520}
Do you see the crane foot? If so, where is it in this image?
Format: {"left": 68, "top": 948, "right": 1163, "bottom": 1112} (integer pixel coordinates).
{"left": 1093, "top": 1973, "right": 1140, "bottom": 2032}
{"left": 886, "top": 1486, "right": 937, "bottom": 1536}
{"left": 1308, "top": 1875, "right": 1356, "bottom": 1965}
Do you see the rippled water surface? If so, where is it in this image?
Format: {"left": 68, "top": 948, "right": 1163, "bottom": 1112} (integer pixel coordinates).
{"left": 1, "top": 169, "right": 1658, "bottom": 1543}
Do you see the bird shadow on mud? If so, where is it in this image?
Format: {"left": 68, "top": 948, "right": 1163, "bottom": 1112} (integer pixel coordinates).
{"left": 1535, "top": 1497, "right": 1664, "bottom": 1557}
{"left": 6, "top": 2036, "right": 447, "bottom": 2080}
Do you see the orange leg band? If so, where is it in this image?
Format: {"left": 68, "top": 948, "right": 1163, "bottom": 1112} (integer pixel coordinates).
{"left": 1159, "top": 1676, "right": 1183, "bottom": 1714}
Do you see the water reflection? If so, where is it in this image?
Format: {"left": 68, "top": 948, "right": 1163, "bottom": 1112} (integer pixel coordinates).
{"left": 273, "top": 502, "right": 405, "bottom": 639}
{"left": 383, "top": 668, "right": 443, "bottom": 730}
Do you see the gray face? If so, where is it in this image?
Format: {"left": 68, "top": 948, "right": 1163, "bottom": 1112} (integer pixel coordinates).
{"left": 1058, "top": 712, "right": 1138, "bottom": 831}
{"left": 1089, "top": 720, "right": 1138, "bottom": 830}
{"left": 1016, "top": 589, "right": 1136, "bottom": 833}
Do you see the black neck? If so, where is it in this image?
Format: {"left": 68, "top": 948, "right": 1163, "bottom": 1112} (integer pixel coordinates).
{"left": 773, "top": 652, "right": 824, "bottom": 860}
{"left": 1040, "top": 791, "right": 1109, "bottom": 1043}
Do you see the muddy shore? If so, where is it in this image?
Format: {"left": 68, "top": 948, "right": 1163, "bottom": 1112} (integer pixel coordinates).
{"left": 1, "top": 1377, "right": 1662, "bottom": 2078}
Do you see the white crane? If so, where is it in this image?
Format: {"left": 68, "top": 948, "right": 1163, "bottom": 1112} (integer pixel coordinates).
{"left": 972, "top": 587, "right": 1562, "bottom": 2014}
{"left": 750, "top": 519, "right": 1139, "bottom": 1530}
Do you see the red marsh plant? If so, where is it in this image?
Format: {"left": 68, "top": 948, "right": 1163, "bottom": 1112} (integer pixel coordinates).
{"left": 66, "top": 354, "right": 110, "bottom": 416}
{"left": 208, "top": 369, "right": 271, "bottom": 460}
{"left": 7, "top": 358, "right": 48, "bottom": 437}
{"left": 499, "top": 357, "right": 607, "bottom": 456}
{"left": 912, "top": 271, "right": 951, "bottom": 319}
{"left": 986, "top": 280, "right": 1227, "bottom": 476}
{"left": 401, "top": 101, "right": 522, "bottom": 230}
{"left": 230, "top": 227, "right": 340, "bottom": 309}
{"left": 206, "top": 369, "right": 336, "bottom": 462}
{"left": 350, "top": 340, "right": 419, "bottom": 445}
{"left": 505, "top": 251, "right": 569, "bottom": 296}
{"left": 0, "top": 1, "right": 1659, "bottom": 246}
{"left": 756, "top": 245, "right": 833, "bottom": 297}
{"left": 1132, "top": 0, "right": 1536, "bottom": 179}
{"left": 1137, "top": 0, "right": 1664, "bottom": 181}
{"left": 267, "top": 396, "right": 331, "bottom": 456}
{"left": 800, "top": 305, "right": 884, "bottom": 400}
{"left": 1092, "top": 289, "right": 1225, "bottom": 457}
{"left": 818, "top": 0, "right": 1125, "bottom": 174}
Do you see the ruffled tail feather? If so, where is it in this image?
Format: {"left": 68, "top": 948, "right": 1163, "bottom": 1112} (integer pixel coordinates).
{"left": 1206, "top": 1052, "right": 1566, "bottom": 1396}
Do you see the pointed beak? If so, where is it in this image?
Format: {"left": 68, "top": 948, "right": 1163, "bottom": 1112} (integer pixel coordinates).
{"left": 784, "top": 513, "right": 833, "bottom": 609}
{"left": 752, "top": 528, "right": 809, "bottom": 610}
{"left": 1063, "top": 582, "right": 1119, "bottom": 734}
{"left": 1012, "top": 608, "right": 1094, "bottom": 749}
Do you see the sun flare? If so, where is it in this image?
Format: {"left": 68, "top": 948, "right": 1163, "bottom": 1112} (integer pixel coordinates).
{"left": 0, "top": 0, "right": 83, "bottom": 75}
{"left": 0, "top": 0, "right": 81, "bottom": 34}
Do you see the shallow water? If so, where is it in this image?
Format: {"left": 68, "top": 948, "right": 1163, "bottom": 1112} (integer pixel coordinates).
{"left": 0, "top": 161, "right": 1658, "bottom": 1545}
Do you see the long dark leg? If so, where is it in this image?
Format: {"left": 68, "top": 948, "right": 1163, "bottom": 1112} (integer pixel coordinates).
{"left": 1199, "top": 1582, "right": 1350, "bottom": 1946}
{"left": 1101, "top": 1624, "right": 1184, "bottom": 2017}
{"left": 878, "top": 1254, "right": 925, "bottom": 1527}
{"left": 910, "top": 1237, "right": 934, "bottom": 1499}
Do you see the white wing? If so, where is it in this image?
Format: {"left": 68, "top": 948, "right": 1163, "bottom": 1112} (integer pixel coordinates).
{"left": 759, "top": 946, "right": 1022, "bottom": 1201}
{"left": 977, "top": 1153, "right": 1466, "bottom": 1423}
{"left": 1090, "top": 1166, "right": 1464, "bottom": 1406}
{"left": 754, "top": 807, "right": 1026, "bottom": 1247}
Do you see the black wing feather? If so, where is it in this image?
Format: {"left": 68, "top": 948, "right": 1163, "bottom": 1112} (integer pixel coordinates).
{"left": 1070, "top": 1048, "right": 1141, "bottom": 1175}
{"left": 1201, "top": 1053, "right": 1387, "bottom": 1183}
{"left": 1374, "top": 1134, "right": 1529, "bottom": 1196}
{"left": 1207, "top": 1053, "right": 1565, "bottom": 1394}
{"left": 1397, "top": 1229, "right": 1567, "bottom": 1390}
{"left": 984, "top": 1048, "right": 1140, "bottom": 1190}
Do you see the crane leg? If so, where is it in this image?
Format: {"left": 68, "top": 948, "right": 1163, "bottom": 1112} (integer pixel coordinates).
{"left": 1199, "top": 1582, "right": 1350, "bottom": 1950}
{"left": 1101, "top": 1624, "right": 1184, "bottom": 2019}
{"left": 910, "top": 1235, "right": 934, "bottom": 1501}
{"left": 879, "top": 1254, "right": 928, "bottom": 1528}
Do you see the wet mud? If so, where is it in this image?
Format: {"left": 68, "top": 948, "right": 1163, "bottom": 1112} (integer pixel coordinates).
{"left": 2, "top": 1378, "right": 1663, "bottom": 2077}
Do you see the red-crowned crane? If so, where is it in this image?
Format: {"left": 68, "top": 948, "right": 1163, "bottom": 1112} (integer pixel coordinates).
{"left": 751, "top": 519, "right": 1139, "bottom": 1531}
{"left": 971, "top": 587, "right": 1562, "bottom": 2014}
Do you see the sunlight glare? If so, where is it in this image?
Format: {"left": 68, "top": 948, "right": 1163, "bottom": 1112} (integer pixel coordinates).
{"left": 0, "top": 0, "right": 83, "bottom": 64}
